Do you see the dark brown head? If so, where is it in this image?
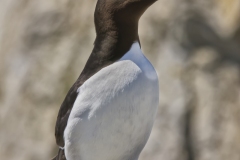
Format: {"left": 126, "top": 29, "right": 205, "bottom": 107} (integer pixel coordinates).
{"left": 94, "top": 0, "right": 157, "bottom": 36}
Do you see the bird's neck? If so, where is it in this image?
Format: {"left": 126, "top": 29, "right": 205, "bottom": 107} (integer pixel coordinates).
{"left": 94, "top": 19, "right": 140, "bottom": 61}
{"left": 76, "top": 18, "right": 140, "bottom": 86}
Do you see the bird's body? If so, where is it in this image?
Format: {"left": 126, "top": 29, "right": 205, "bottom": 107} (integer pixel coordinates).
{"left": 64, "top": 42, "right": 158, "bottom": 160}
{"left": 53, "top": 0, "right": 159, "bottom": 160}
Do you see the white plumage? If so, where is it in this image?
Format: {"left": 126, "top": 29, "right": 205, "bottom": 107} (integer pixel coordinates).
{"left": 64, "top": 42, "right": 159, "bottom": 160}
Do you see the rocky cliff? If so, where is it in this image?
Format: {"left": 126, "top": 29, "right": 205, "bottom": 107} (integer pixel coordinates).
{"left": 0, "top": 0, "right": 239, "bottom": 160}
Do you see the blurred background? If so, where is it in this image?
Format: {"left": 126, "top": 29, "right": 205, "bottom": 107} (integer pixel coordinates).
{"left": 0, "top": 0, "right": 240, "bottom": 160}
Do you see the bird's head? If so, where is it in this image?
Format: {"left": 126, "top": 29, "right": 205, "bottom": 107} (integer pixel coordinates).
{"left": 94, "top": 0, "right": 157, "bottom": 34}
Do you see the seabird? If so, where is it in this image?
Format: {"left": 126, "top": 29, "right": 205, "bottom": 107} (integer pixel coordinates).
{"left": 52, "top": 0, "right": 159, "bottom": 160}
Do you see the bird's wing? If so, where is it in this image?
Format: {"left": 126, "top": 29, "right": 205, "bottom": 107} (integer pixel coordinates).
{"left": 55, "top": 81, "right": 79, "bottom": 147}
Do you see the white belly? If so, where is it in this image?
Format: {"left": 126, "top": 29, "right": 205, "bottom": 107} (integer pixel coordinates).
{"left": 64, "top": 42, "right": 159, "bottom": 160}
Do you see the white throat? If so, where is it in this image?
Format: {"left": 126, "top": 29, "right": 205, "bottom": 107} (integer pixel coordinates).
{"left": 120, "top": 42, "right": 157, "bottom": 81}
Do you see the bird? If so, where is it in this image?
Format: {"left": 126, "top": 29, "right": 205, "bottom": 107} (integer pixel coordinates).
{"left": 52, "top": 0, "right": 159, "bottom": 160}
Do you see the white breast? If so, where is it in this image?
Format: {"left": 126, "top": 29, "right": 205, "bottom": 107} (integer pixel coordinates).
{"left": 64, "top": 42, "right": 159, "bottom": 160}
